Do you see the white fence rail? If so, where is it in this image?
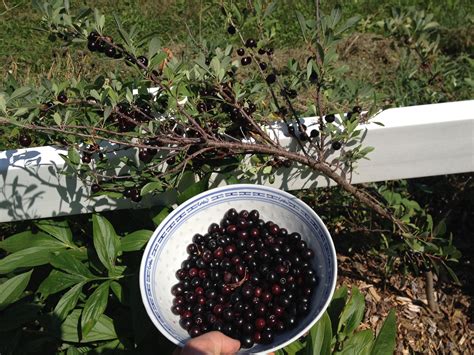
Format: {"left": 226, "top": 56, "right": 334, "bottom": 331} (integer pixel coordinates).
{"left": 1, "top": 100, "right": 473, "bottom": 223}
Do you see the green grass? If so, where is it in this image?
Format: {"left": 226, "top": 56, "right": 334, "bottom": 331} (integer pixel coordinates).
{"left": 0, "top": 0, "right": 472, "bottom": 84}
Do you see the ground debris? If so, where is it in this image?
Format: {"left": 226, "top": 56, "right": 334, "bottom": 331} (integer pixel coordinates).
{"left": 336, "top": 252, "right": 473, "bottom": 354}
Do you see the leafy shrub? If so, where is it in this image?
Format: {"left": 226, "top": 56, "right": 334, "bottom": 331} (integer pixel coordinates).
{"left": 0, "top": 214, "right": 396, "bottom": 354}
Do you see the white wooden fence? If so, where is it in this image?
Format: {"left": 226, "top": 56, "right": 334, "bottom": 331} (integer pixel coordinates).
{"left": 0, "top": 100, "right": 473, "bottom": 223}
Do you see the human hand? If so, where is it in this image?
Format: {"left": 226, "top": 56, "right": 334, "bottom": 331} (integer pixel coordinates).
{"left": 175, "top": 331, "right": 241, "bottom": 355}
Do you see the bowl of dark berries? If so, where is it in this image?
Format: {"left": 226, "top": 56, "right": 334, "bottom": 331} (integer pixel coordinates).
{"left": 140, "top": 184, "right": 337, "bottom": 353}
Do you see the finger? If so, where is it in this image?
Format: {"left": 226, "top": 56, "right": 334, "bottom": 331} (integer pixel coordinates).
{"left": 212, "top": 332, "right": 241, "bottom": 354}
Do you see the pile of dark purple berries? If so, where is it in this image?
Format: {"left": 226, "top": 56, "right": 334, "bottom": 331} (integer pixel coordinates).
{"left": 171, "top": 209, "right": 317, "bottom": 349}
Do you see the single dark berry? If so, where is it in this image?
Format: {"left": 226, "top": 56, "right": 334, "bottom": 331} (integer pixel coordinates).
{"left": 137, "top": 55, "right": 148, "bottom": 68}
{"left": 261, "top": 330, "right": 274, "bottom": 344}
{"left": 105, "top": 45, "right": 116, "bottom": 58}
{"left": 139, "top": 150, "right": 153, "bottom": 163}
{"left": 87, "top": 39, "right": 99, "bottom": 52}
{"left": 81, "top": 154, "right": 91, "bottom": 164}
{"left": 241, "top": 56, "right": 252, "bottom": 66}
{"left": 91, "top": 184, "right": 101, "bottom": 194}
{"left": 97, "top": 39, "right": 106, "bottom": 52}
{"left": 88, "top": 31, "right": 99, "bottom": 41}
{"left": 227, "top": 25, "right": 236, "bottom": 35}
{"left": 237, "top": 48, "right": 245, "bottom": 56}
{"left": 310, "top": 129, "right": 319, "bottom": 138}
{"left": 129, "top": 188, "right": 142, "bottom": 202}
{"left": 19, "top": 134, "right": 32, "bottom": 147}
{"left": 125, "top": 55, "right": 136, "bottom": 66}
{"left": 266, "top": 73, "right": 276, "bottom": 84}
{"left": 259, "top": 62, "right": 267, "bottom": 71}
{"left": 332, "top": 141, "right": 342, "bottom": 150}
{"left": 258, "top": 48, "right": 266, "bottom": 55}
{"left": 245, "top": 38, "right": 257, "bottom": 48}
{"left": 352, "top": 105, "right": 362, "bottom": 114}
{"left": 325, "top": 114, "right": 336, "bottom": 123}
{"left": 240, "top": 335, "right": 254, "bottom": 348}
{"left": 57, "top": 92, "right": 68, "bottom": 103}
{"left": 197, "top": 102, "right": 207, "bottom": 113}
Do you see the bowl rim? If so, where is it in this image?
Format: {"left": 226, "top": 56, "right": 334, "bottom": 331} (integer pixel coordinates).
{"left": 139, "top": 183, "right": 337, "bottom": 353}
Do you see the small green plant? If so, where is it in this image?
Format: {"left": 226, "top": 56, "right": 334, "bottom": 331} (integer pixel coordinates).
{"left": 376, "top": 7, "right": 472, "bottom": 105}
{"left": 0, "top": 213, "right": 172, "bottom": 354}
{"left": 276, "top": 285, "right": 397, "bottom": 355}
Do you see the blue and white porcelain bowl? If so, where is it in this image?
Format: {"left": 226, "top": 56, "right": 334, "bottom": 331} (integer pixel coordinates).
{"left": 139, "top": 184, "right": 337, "bottom": 353}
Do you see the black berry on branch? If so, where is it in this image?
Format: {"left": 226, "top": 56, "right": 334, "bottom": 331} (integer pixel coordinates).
{"left": 105, "top": 46, "right": 116, "bottom": 58}
{"left": 245, "top": 38, "right": 257, "bottom": 48}
{"left": 227, "top": 25, "right": 236, "bottom": 35}
{"left": 129, "top": 188, "right": 141, "bottom": 202}
{"left": 57, "top": 92, "right": 68, "bottom": 103}
{"left": 19, "top": 134, "right": 32, "bottom": 147}
{"left": 324, "top": 114, "right": 335, "bottom": 123}
{"left": 91, "top": 184, "right": 101, "bottom": 194}
{"left": 241, "top": 56, "right": 252, "bottom": 66}
{"left": 310, "top": 129, "right": 319, "bottom": 138}
{"left": 139, "top": 150, "right": 153, "bottom": 163}
{"left": 352, "top": 105, "right": 362, "bottom": 114}
{"left": 81, "top": 154, "right": 92, "bottom": 164}
{"left": 331, "top": 141, "right": 342, "bottom": 150}
{"left": 137, "top": 55, "right": 149, "bottom": 68}
{"left": 265, "top": 73, "right": 276, "bottom": 84}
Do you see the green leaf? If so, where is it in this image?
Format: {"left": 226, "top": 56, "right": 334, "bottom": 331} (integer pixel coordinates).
{"left": 110, "top": 281, "right": 124, "bottom": 303}
{"left": 0, "top": 270, "right": 32, "bottom": 310}
{"left": 54, "top": 282, "right": 84, "bottom": 321}
{"left": 295, "top": 11, "right": 308, "bottom": 41}
{"left": 38, "top": 270, "right": 86, "bottom": 298}
{"left": 284, "top": 339, "right": 305, "bottom": 355}
{"left": 92, "top": 215, "right": 120, "bottom": 271}
{"left": 441, "top": 262, "right": 461, "bottom": 285}
{"left": 0, "top": 246, "right": 64, "bottom": 274}
{"left": 262, "top": 166, "right": 272, "bottom": 174}
{"left": 433, "top": 218, "right": 447, "bottom": 237}
{"left": 177, "top": 174, "right": 209, "bottom": 204}
{"left": 148, "top": 36, "right": 161, "bottom": 59}
{"left": 61, "top": 309, "right": 117, "bottom": 343}
{"left": 66, "top": 347, "right": 82, "bottom": 355}
{"left": 9, "top": 86, "right": 32, "bottom": 101}
{"left": 339, "top": 329, "right": 374, "bottom": 355}
{"left": 67, "top": 147, "right": 80, "bottom": 166}
{"left": 81, "top": 281, "right": 111, "bottom": 338}
{"left": 338, "top": 287, "right": 365, "bottom": 336}
{"left": 371, "top": 309, "right": 397, "bottom": 355}
{"left": 306, "top": 312, "right": 332, "bottom": 355}
{"left": 0, "top": 93, "right": 6, "bottom": 113}
{"left": 0, "top": 231, "right": 64, "bottom": 253}
{"left": 152, "top": 207, "right": 170, "bottom": 226}
{"left": 50, "top": 251, "right": 94, "bottom": 278}
{"left": 328, "top": 285, "right": 348, "bottom": 335}
{"left": 140, "top": 181, "right": 163, "bottom": 196}
{"left": 53, "top": 112, "right": 62, "bottom": 125}
{"left": 36, "top": 220, "right": 74, "bottom": 247}
{"left": 120, "top": 230, "right": 153, "bottom": 252}
{"left": 13, "top": 107, "right": 28, "bottom": 117}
